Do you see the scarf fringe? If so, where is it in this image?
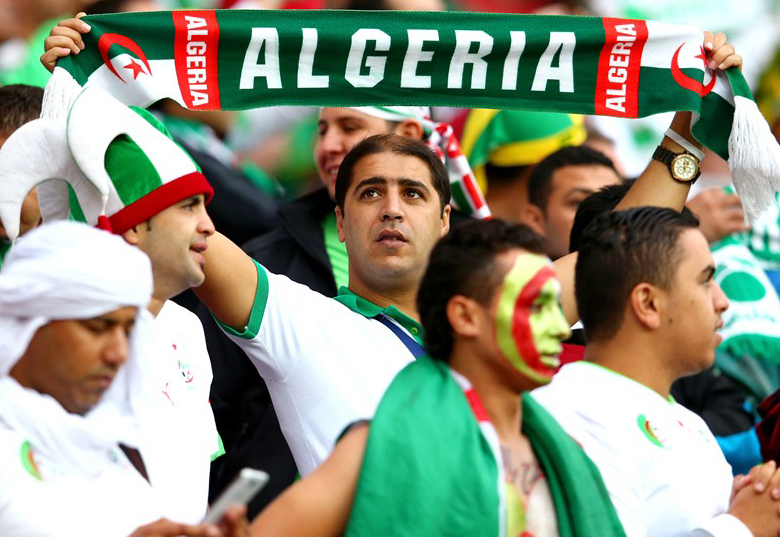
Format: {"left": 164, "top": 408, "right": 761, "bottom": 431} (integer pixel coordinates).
{"left": 729, "top": 95, "right": 780, "bottom": 223}
{"left": 41, "top": 67, "right": 83, "bottom": 121}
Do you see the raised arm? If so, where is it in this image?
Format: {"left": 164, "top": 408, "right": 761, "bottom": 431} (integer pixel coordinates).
{"left": 555, "top": 31, "right": 742, "bottom": 325}
{"left": 249, "top": 423, "right": 368, "bottom": 536}
{"left": 194, "top": 232, "right": 258, "bottom": 332}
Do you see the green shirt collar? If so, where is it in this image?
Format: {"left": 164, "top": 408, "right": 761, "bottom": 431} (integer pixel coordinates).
{"left": 334, "top": 286, "right": 424, "bottom": 344}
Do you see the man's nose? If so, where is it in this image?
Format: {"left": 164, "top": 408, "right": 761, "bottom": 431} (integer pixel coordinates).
{"left": 318, "top": 128, "right": 344, "bottom": 153}
{"left": 198, "top": 207, "right": 216, "bottom": 237}
{"left": 713, "top": 280, "right": 729, "bottom": 313}
{"left": 103, "top": 329, "right": 129, "bottom": 368}
{"left": 381, "top": 192, "right": 404, "bottom": 221}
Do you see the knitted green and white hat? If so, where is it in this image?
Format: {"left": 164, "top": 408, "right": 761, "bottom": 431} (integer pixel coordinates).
{"left": 65, "top": 86, "right": 213, "bottom": 235}
{"left": 0, "top": 118, "right": 109, "bottom": 241}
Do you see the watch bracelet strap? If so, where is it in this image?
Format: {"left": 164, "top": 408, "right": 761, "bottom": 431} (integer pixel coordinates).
{"left": 652, "top": 145, "right": 676, "bottom": 164}
{"left": 652, "top": 145, "right": 701, "bottom": 183}
{"left": 664, "top": 128, "right": 705, "bottom": 160}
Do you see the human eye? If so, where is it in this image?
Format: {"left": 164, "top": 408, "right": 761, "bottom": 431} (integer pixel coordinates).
{"left": 181, "top": 197, "right": 201, "bottom": 211}
{"left": 406, "top": 188, "right": 423, "bottom": 200}
{"left": 124, "top": 320, "right": 136, "bottom": 338}
{"left": 360, "top": 188, "right": 380, "bottom": 199}
{"left": 82, "top": 319, "right": 109, "bottom": 334}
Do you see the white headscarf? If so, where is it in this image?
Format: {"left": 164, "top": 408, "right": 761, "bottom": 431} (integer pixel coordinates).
{"left": 0, "top": 221, "right": 155, "bottom": 476}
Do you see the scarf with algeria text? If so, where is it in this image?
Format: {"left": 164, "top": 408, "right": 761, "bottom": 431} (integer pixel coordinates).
{"left": 43, "top": 9, "right": 780, "bottom": 221}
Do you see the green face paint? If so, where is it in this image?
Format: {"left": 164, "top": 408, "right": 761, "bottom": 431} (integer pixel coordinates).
{"left": 494, "top": 253, "right": 571, "bottom": 385}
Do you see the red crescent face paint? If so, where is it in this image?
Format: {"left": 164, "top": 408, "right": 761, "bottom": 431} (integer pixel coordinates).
{"left": 494, "top": 253, "right": 571, "bottom": 385}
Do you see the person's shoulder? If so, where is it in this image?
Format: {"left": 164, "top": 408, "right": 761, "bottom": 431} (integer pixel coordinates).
{"left": 0, "top": 426, "right": 42, "bottom": 481}
{"left": 157, "top": 300, "right": 202, "bottom": 327}
{"left": 0, "top": 424, "right": 26, "bottom": 451}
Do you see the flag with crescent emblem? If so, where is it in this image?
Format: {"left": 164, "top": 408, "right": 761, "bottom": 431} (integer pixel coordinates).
{"left": 41, "top": 10, "right": 780, "bottom": 221}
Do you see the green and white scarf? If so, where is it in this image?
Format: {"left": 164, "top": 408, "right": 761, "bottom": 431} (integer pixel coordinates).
{"left": 43, "top": 10, "right": 780, "bottom": 220}
{"left": 346, "top": 357, "right": 625, "bottom": 536}
{"left": 712, "top": 234, "right": 780, "bottom": 365}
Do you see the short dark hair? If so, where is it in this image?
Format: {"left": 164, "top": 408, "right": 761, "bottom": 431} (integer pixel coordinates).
{"left": 575, "top": 207, "right": 699, "bottom": 342}
{"left": 417, "top": 219, "right": 545, "bottom": 361}
{"left": 569, "top": 180, "right": 634, "bottom": 253}
{"left": 0, "top": 85, "right": 44, "bottom": 137}
{"left": 484, "top": 162, "right": 531, "bottom": 187}
{"left": 335, "top": 133, "right": 450, "bottom": 215}
{"left": 568, "top": 180, "right": 697, "bottom": 253}
{"left": 528, "top": 145, "right": 618, "bottom": 210}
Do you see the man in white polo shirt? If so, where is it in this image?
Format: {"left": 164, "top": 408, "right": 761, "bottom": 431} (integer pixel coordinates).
{"left": 533, "top": 207, "right": 780, "bottom": 537}
{"left": 200, "top": 134, "right": 441, "bottom": 475}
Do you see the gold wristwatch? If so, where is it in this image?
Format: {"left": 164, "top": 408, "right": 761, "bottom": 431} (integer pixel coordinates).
{"left": 652, "top": 145, "right": 701, "bottom": 184}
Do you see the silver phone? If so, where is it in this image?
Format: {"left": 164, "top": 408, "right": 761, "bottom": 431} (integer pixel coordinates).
{"left": 202, "top": 468, "right": 269, "bottom": 525}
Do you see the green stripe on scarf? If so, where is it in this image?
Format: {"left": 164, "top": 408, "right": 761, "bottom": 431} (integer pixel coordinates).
{"left": 44, "top": 10, "right": 780, "bottom": 220}
{"left": 346, "top": 357, "right": 625, "bottom": 536}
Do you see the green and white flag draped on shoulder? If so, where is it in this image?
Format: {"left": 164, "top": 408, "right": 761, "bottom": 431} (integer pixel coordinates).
{"left": 43, "top": 10, "right": 780, "bottom": 220}
{"left": 346, "top": 357, "right": 625, "bottom": 536}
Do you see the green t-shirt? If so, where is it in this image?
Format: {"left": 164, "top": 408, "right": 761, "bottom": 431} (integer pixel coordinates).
{"left": 321, "top": 212, "right": 350, "bottom": 291}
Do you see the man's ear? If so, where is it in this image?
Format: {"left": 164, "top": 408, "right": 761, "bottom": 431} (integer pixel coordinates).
{"left": 446, "top": 295, "right": 483, "bottom": 339}
{"left": 394, "top": 119, "right": 424, "bottom": 140}
{"left": 628, "top": 282, "right": 663, "bottom": 331}
{"left": 440, "top": 204, "right": 451, "bottom": 237}
{"left": 122, "top": 225, "right": 141, "bottom": 246}
{"left": 335, "top": 206, "right": 346, "bottom": 243}
{"left": 520, "top": 203, "right": 545, "bottom": 235}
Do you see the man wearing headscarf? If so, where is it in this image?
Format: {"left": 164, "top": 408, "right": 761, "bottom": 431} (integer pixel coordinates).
{"left": 0, "top": 86, "right": 221, "bottom": 524}
{"left": 0, "top": 222, "right": 168, "bottom": 533}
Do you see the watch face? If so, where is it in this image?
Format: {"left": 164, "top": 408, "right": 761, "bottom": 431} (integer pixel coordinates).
{"left": 671, "top": 154, "right": 699, "bottom": 182}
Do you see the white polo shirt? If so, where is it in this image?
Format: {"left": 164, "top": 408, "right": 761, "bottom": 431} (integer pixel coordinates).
{"left": 220, "top": 261, "right": 420, "bottom": 476}
{"left": 532, "top": 362, "right": 751, "bottom": 537}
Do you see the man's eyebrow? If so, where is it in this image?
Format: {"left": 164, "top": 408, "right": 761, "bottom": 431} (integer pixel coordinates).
{"left": 353, "top": 177, "right": 432, "bottom": 193}
{"left": 353, "top": 177, "right": 388, "bottom": 192}
{"left": 398, "top": 178, "right": 431, "bottom": 193}
{"left": 564, "top": 187, "right": 597, "bottom": 197}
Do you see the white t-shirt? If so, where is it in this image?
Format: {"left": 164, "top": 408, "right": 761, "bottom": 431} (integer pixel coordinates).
{"left": 0, "top": 425, "right": 160, "bottom": 536}
{"left": 532, "top": 362, "right": 751, "bottom": 537}
{"left": 221, "top": 262, "right": 418, "bottom": 476}
{"left": 138, "top": 300, "right": 220, "bottom": 523}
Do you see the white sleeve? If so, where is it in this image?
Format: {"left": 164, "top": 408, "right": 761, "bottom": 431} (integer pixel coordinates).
{"left": 218, "top": 261, "right": 365, "bottom": 383}
{"left": 689, "top": 514, "right": 753, "bottom": 537}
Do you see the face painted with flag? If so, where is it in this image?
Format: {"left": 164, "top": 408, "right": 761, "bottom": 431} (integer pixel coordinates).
{"left": 493, "top": 253, "right": 571, "bottom": 385}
